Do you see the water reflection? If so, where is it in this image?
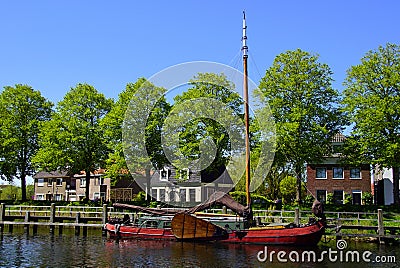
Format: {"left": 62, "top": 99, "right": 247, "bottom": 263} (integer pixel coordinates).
{"left": 0, "top": 228, "right": 398, "bottom": 267}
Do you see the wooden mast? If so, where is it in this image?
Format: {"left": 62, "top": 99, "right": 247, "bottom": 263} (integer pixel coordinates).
{"left": 242, "top": 11, "right": 251, "bottom": 208}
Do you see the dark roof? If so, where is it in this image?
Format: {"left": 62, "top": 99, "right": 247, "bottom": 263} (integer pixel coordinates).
{"left": 33, "top": 170, "right": 71, "bottom": 179}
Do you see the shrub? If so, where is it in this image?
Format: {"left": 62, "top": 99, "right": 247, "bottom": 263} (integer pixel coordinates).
{"left": 344, "top": 193, "right": 352, "bottom": 205}
{"left": 362, "top": 192, "right": 373, "bottom": 205}
{"left": 326, "top": 193, "right": 334, "bottom": 205}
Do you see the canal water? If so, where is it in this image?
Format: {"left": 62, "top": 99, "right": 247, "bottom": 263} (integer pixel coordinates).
{"left": 0, "top": 227, "right": 398, "bottom": 267}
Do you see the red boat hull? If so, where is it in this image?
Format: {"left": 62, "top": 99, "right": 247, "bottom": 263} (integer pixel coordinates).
{"left": 105, "top": 223, "right": 176, "bottom": 240}
{"left": 224, "top": 220, "right": 325, "bottom": 246}
{"left": 106, "top": 219, "right": 325, "bottom": 246}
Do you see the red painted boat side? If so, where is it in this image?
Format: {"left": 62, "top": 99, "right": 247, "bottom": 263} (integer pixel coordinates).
{"left": 105, "top": 223, "right": 176, "bottom": 240}
{"left": 224, "top": 220, "right": 325, "bottom": 246}
{"left": 106, "top": 220, "right": 325, "bottom": 246}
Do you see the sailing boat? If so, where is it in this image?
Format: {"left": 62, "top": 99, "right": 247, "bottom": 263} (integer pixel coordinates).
{"left": 170, "top": 12, "right": 326, "bottom": 246}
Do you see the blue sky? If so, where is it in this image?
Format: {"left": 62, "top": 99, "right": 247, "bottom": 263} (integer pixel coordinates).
{"left": 1, "top": 0, "right": 399, "bottom": 104}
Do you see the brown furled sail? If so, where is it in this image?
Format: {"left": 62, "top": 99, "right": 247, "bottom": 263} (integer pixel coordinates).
{"left": 171, "top": 212, "right": 229, "bottom": 241}
{"left": 186, "top": 191, "right": 249, "bottom": 217}
{"left": 112, "top": 203, "right": 182, "bottom": 215}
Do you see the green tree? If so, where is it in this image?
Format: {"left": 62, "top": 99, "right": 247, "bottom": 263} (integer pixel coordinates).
{"left": 0, "top": 185, "right": 20, "bottom": 200}
{"left": 258, "top": 49, "right": 342, "bottom": 204}
{"left": 342, "top": 43, "right": 400, "bottom": 205}
{"left": 171, "top": 73, "right": 243, "bottom": 182}
{"left": 121, "top": 79, "right": 171, "bottom": 200}
{"left": 33, "top": 83, "right": 113, "bottom": 201}
{"left": 0, "top": 84, "right": 52, "bottom": 201}
{"left": 262, "top": 164, "right": 289, "bottom": 201}
{"left": 279, "top": 175, "right": 297, "bottom": 204}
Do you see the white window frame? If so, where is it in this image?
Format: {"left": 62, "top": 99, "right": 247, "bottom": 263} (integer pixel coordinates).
{"left": 316, "top": 190, "right": 327, "bottom": 203}
{"left": 160, "top": 168, "right": 170, "bottom": 181}
{"left": 350, "top": 168, "right": 361, "bottom": 179}
{"left": 80, "top": 178, "right": 86, "bottom": 188}
{"left": 36, "top": 194, "right": 45, "bottom": 200}
{"left": 352, "top": 190, "right": 362, "bottom": 205}
{"left": 37, "top": 178, "right": 44, "bottom": 187}
{"left": 315, "top": 167, "right": 327, "bottom": 179}
{"left": 179, "top": 168, "right": 190, "bottom": 181}
{"left": 56, "top": 178, "right": 63, "bottom": 186}
{"left": 332, "top": 167, "right": 344, "bottom": 179}
{"left": 333, "top": 190, "right": 344, "bottom": 204}
{"left": 179, "top": 189, "right": 187, "bottom": 202}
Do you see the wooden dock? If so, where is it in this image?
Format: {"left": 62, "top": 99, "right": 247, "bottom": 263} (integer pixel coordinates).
{"left": 1, "top": 203, "right": 399, "bottom": 242}
{"left": 251, "top": 208, "right": 400, "bottom": 242}
{"left": 0, "top": 203, "right": 109, "bottom": 236}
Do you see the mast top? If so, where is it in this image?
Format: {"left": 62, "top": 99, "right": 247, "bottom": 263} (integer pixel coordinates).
{"left": 242, "top": 11, "right": 248, "bottom": 58}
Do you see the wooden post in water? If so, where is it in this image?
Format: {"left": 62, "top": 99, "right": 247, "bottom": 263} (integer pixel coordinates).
{"left": 59, "top": 221, "right": 63, "bottom": 235}
{"left": 0, "top": 203, "right": 4, "bottom": 233}
{"left": 75, "top": 212, "right": 81, "bottom": 236}
{"left": 49, "top": 203, "right": 56, "bottom": 234}
{"left": 102, "top": 204, "right": 108, "bottom": 236}
{"left": 24, "top": 211, "right": 30, "bottom": 234}
{"left": 294, "top": 208, "right": 300, "bottom": 226}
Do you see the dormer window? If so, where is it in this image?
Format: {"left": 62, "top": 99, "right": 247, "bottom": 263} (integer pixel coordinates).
{"left": 160, "top": 167, "right": 170, "bottom": 181}
{"left": 179, "top": 168, "right": 189, "bottom": 181}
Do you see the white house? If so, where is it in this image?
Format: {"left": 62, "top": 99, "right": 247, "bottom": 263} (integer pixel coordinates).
{"left": 373, "top": 167, "right": 400, "bottom": 205}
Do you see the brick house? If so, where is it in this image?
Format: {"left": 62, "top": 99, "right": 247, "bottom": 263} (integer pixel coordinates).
{"left": 33, "top": 169, "right": 111, "bottom": 201}
{"left": 306, "top": 133, "right": 372, "bottom": 205}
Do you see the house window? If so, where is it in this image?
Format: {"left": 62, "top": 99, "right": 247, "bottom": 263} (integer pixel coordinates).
{"left": 333, "top": 167, "right": 344, "bottom": 179}
{"left": 179, "top": 189, "right": 186, "bottom": 202}
{"left": 151, "top": 189, "right": 158, "bottom": 200}
{"left": 36, "top": 194, "right": 45, "bottom": 200}
{"left": 56, "top": 178, "right": 63, "bottom": 186}
{"left": 55, "top": 194, "right": 63, "bottom": 201}
{"left": 169, "top": 190, "right": 176, "bottom": 202}
{"left": 80, "top": 178, "right": 86, "bottom": 188}
{"left": 160, "top": 168, "right": 169, "bottom": 181}
{"left": 315, "top": 168, "right": 327, "bottom": 179}
{"left": 189, "top": 189, "right": 196, "bottom": 203}
{"left": 333, "top": 190, "right": 344, "bottom": 204}
{"left": 350, "top": 168, "right": 361, "bottom": 179}
{"left": 93, "top": 192, "right": 100, "bottom": 200}
{"left": 159, "top": 189, "right": 165, "bottom": 201}
{"left": 316, "top": 190, "right": 327, "bottom": 203}
{"left": 179, "top": 168, "right": 189, "bottom": 181}
{"left": 37, "top": 178, "right": 44, "bottom": 187}
{"left": 352, "top": 190, "right": 362, "bottom": 205}
{"left": 47, "top": 179, "right": 53, "bottom": 186}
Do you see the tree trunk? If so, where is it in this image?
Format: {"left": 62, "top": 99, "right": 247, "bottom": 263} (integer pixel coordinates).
{"left": 20, "top": 173, "right": 27, "bottom": 201}
{"left": 145, "top": 168, "right": 151, "bottom": 204}
{"left": 393, "top": 167, "right": 400, "bottom": 205}
{"left": 295, "top": 164, "right": 302, "bottom": 204}
{"left": 85, "top": 169, "right": 91, "bottom": 203}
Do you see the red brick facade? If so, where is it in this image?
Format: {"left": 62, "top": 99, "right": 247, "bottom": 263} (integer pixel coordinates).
{"left": 306, "top": 163, "right": 371, "bottom": 204}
